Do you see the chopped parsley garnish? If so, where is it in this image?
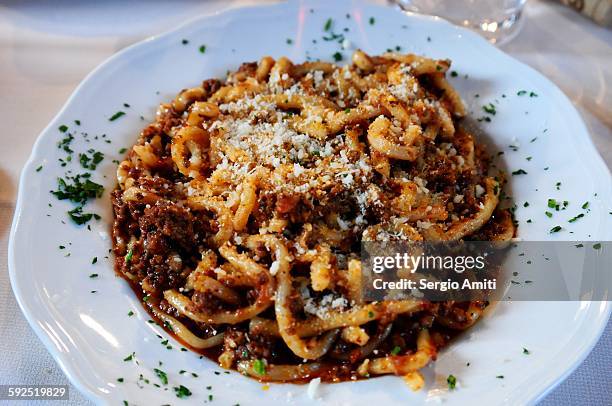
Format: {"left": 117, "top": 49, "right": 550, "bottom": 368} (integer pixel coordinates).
{"left": 36, "top": 165, "right": 43, "bottom": 172}
{"left": 253, "top": 359, "right": 266, "bottom": 375}
{"left": 58, "top": 124, "right": 68, "bottom": 133}
{"left": 181, "top": 39, "right": 189, "bottom": 45}
{"left": 154, "top": 368, "right": 168, "bottom": 385}
{"left": 568, "top": 213, "right": 584, "bottom": 223}
{"left": 391, "top": 346, "right": 401, "bottom": 355}
{"left": 447, "top": 374, "right": 457, "bottom": 389}
{"left": 119, "top": 147, "right": 127, "bottom": 154}
{"left": 123, "top": 352, "right": 135, "bottom": 362}
{"left": 517, "top": 90, "right": 527, "bottom": 96}
{"left": 450, "top": 71, "right": 458, "bottom": 77}
{"left": 58, "top": 133, "right": 74, "bottom": 154}
{"left": 127, "top": 310, "right": 134, "bottom": 316}
{"left": 89, "top": 273, "right": 98, "bottom": 278}
{"left": 593, "top": 243, "right": 602, "bottom": 250}
{"left": 549, "top": 225, "right": 562, "bottom": 233}
{"left": 512, "top": 169, "right": 527, "bottom": 175}
{"left": 496, "top": 375, "right": 504, "bottom": 379}
{"left": 547, "top": 198, "right": 557, "bottom": 209}
{"left": 368, "top": 311, "right": 374, "bottom": 318}
{"left": 109, "top": 111, "right": 125, "bottom": 121}
{"left": 369, "top": 17, "right": 375, "bottom": 25}
{"left": 125, "top": 248, "right": 134, "bottom": 263}
{"left": 92, "top": 256, "right": 98, "bottom": 264}
{"left": 51, "top": 174, "right": 104, "bottom": 204}
{"left": 286, "top": 38, "right": 293, "bottom": 44}
{"left": 174, "top": 385, "right": 192, "bottom": 398}
{"left": 482, "top": 103, "right": 496, "bottom": 115}
{"left": 199, "top": 45, "right": 206, "bottom": 53}
{"left": 581, "top": 201, "right": 589, "bottom": 209}
{"left": 324, "top": 18, "right": 333, "bottom": 31}
{"left": 79, "top": 149, "right": 104, "bottom": 170}
{"left": 545, "top": 211, "right": 553, "bottom": 218}
{"left": 117, "top": 378, "right": 124, "bottom": 383}
{"left": 333, "top": 52, "right": 343, "bottom": 62}
{"left": 67, "top": 206, "right": 99, "bottom": 225}
{"left": 523, "top": 347, "right": 530, "bottom": 355}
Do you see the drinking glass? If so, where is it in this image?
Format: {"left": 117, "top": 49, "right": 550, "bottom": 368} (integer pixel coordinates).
{"left": 393, "top": 0, "right": 527, "bottom": 45}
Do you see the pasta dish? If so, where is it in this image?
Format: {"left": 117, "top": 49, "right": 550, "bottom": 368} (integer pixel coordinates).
{"left": 111, "top": 50, "right": 514, "bottom": 389}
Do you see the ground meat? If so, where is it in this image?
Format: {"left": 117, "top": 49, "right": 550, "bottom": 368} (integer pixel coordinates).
{"left": 138, "top": 202, "right": 198, "bottom": 255}
{"left": 202, "top": 79, "right": 222, "bottom": 98}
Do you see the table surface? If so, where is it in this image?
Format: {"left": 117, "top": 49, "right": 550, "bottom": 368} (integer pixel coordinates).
{"left": 0, "top": 0, "right": 610, "bottom": 404}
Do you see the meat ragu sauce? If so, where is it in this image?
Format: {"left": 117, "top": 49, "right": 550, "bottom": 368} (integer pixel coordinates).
{"left": 111, "top": 50, "right": 514, "bottom": 388}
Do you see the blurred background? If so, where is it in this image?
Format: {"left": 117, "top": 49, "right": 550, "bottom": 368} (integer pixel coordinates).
{"left": 0, "top": 1, "right": 610, "bottom": 404}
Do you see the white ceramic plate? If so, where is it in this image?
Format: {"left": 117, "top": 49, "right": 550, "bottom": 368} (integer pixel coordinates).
{"left": 9, "top": 1, "right": 612, "bottom": 405}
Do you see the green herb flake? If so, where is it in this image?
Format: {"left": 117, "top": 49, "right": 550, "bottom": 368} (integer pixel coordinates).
{"left": 369, "top": 17, "right": 375, "bottom": 25}
{"left": 593, "top": 243, "right": 602, "bottom": 250}
{"left": 496, "top": 375, "right": 505, "bottom": 379}
{"left": 450, "top": 70, "right": 458, "bottom": 77}
{"left": 549, "top": 225, "right": 562, "bottom": 233}
{"left": 253, "top": 359, "right": 266, "bottom": 375}
{"left": 286, "top": 38, "right": 293, "bottom": 45}
{"left": 181, "top": 39, "right": 189, "bottom": 45}
{"left": 173, "top": 385, "right": 192, "bottom": 399}
{"left": 67, "top": 206, "right": 96, "bottom": 225}
{"left": 117, "top": 378, "right": 124, "bottom": 383}
{"left": 154, "top": 368, "right": 168, "bottom": 385}
{"left": 127, "top": 310, "right": 134, "bottom": 317}
{"left": 523, "top": 347, "right": 530, "bottom": 355}
{"left": 78, "top": 150, "right": 105, "bottom": 170}
{"left": 92, "top": 256, "right": 98, "bottom": 264}
{"left": 324, "top": 18, "right": 333, "bottom": 31}
{"left": 545, "top": 211, "right": 553, "bottom": 218}
{"left": 512, "top": 169, "right": 527, "bottom": 175}
{"left": 447, "top": 374, "right": 457, "bottom": 390}
{"left": 333, "top": 52, "right": 343, "bottom": 62}
{"left": 517, "top": 90, "right": 527, "bottom": 96}
{"left": 109, "top": 111, "right": 125, "bottom": 121}
{"left": 125, "top": 247, "right": 134, "bottom": 263}
{"left": 482, "top": 103, "right": 496, "bottom": 115}
{"left": 123, "top": 352, "right": 135, "bottom": 362}
{"left": 568, "top": 213, "right": 584, "bottom": 223}
{"left": 58, "top": 124, "right": 69, "bottom": 133}
{"left": 391, "top": 346, "right": 401, "bottom": 355}
{"left": 581, "top": 201, "right": 589, "bottom": 209}
{"left": 199, "top": 45, "right": 207, "bottom": 53}
{"left": 36, "top": 165, "right": 43, "bottom": 172}
{"left": 89, "top": 273, "right": 98, "bottom": 278}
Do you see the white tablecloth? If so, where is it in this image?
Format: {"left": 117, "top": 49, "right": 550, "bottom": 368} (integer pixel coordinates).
{"left": 0, "top": 1, "right": 610, "bottom": 404}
